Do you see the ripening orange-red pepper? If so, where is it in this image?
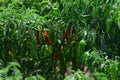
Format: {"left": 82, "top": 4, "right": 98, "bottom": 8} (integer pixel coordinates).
{"left": 35, "top": 30, "right": 40, "bottom": 45}
{"left": 42, "top": 30, "right": 51, "bottom": 45}
{"left": 42, "top": 30, "right": 47, "bottom": 35}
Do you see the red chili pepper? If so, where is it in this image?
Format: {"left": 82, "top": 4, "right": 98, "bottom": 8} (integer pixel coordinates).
{"left": 63, "top": 28, "right": 69, "bottom": 37}
{"left": 63, "top": 28, "right": 69, "bottom": 43}
{"left": 54, "top": 52, "right": 58, "bottom": 60}
{"left": 54, "top": 46, "right": 61, "bottom": 60}
{"left": 35, "top": 30, "right": 40, "bottom": 45}
{"left": 44, "top": 36, "right": 51, "bottom": 44}
{"left": 72, "top": 27, "right": 75, "bottom": 35}
{"left": 58, "top": 28, "right": 69, "bottom": 43}
{"left": 42, "top": 30, "right": 51, "bottom": 45}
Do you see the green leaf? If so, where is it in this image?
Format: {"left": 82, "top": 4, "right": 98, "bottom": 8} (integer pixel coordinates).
{"left": 106, "top": 18, "right": 111, "bottom": 33}
{"left": 78, "top": 39, "right": 86, "bottom": 55}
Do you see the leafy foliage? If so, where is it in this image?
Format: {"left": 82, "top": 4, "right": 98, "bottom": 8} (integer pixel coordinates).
{"left": 0, "top": 0, "right": 120, "bottom": 80}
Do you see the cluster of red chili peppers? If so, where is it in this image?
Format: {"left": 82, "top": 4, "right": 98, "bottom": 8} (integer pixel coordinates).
{"left": 54, "top": 26, "right": 77, "bottom": 60}
{"left": 35, "top": 30, "right": 51, "bottom": 45}
{"left": 35, "top": 27, "right": 77, "bottom": 60}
